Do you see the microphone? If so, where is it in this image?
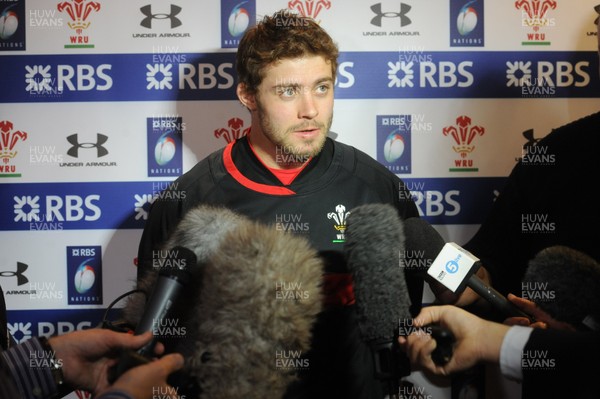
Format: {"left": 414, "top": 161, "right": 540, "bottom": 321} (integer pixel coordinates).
{"left": 345, "top": 204, "right": 453, "bottom": 396}
{"left": 404, "top": 218, "right": 530, "bottom": 320}
{"left": 122, "top": 205, "right": 246, "bottom": 326}
{"left": 123, "top": 205, "right": 324, "bottom": 399}
{"left": 522, "top": 245, "right": 600, "bottom": 331}
{"left": 134, "top": 246, "right": 197, "bottom": 357}
{"left": 109, "top": 246, "right": 199, "bottom": 391}
{"left": 345, "top": 203, "right": 410, "bottom": 345}
{"left": 113, "top": 206, "right": 247, "bottom": 391}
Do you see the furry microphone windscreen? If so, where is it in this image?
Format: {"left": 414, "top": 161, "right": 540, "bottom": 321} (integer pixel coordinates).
{"left": 123, "top": 205, "right": 324, "bottom": 399}
{"left": 344, "top": 203, "right": 410, "bottom": 342}
{"left": 523, "top": 245, "right": 600, "bottom": 330}
{"left": 403, "top": 217, "right": 446, "bottom": 272}
{"left": 122, "top": 205, "right": 245, "bottom": 340}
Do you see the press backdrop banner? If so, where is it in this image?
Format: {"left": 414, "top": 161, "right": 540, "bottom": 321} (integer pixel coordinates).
{"left": 1, "top": 1, "right": 598, "bottom": 398}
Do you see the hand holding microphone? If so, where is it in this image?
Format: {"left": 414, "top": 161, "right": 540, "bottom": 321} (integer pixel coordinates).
{"left": 427, "top": 245, "right": 529, "bottom": 320}
{"left": 503, "top": 294, "right": 575, "bottom": 331}
{"left": 99, "top": 348, "right": 184, "bottom": 399}
{"left": 121, "top": 205, "right": 324, "bottom": 399}
{"left": 109, "top": 246, "right": 199, "bottom": 395}
{"left": 344, "top": 203, "right": 412, "bottom": 391}
{"left": 398, "top": 305, "right": 510, "bottom": 377}
{"left": 403, "top": 218, "right": 532, "bottom": 321}
{"left": 344, "top": 204, "right": 455, "bottom": 396}
{"left": 113, "top": 206, "right": 249, "bottom": 394}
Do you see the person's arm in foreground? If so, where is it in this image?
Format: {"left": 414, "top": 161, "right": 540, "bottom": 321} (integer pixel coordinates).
{"left": 1, "top": 329, "right": 183, "bottom": 399}
{"left": 398, "top": 305, "right": 511, "bottom": 376}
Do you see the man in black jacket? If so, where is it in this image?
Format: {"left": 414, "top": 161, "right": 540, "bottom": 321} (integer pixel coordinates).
{"left": 463, "top": 110, "right": 600, "bottom": 300}
{"left": 137, "top": 10, "right": 420, "bottom": 399}
{"left": 461, "top": 13, "right": 600, "bottom": 309}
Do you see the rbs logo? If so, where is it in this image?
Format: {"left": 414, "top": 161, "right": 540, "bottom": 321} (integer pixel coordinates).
{"left": 411, "top": 190, "right": 460, "bottom": 217}
{"left": 388, "top": 59, "right": 474, "bottom": 88}
{"left": 24, "top": 64, "right": 113, "bottom": 92}
{"left": 419, "top": 61, "right": 474, "bottom": 87}
{"left": 179, "top": 63, "right": 235, "bottom": 89}
{"left": 537, "top": 61, "right": 589, "bottom": 87}
{"left": 47, "top": 195, "right": 101, "bottom": 221}
{"left": 57, "top": 65, "right": 113, "bottom": 91}
{"left": 14, "top": 195, "right": 101, "bottom": 223}
{"left": 71, "top": 247, "right": 96, "bottom": 256}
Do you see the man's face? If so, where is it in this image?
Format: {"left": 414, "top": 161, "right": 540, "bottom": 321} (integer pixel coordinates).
{"left": 251, "top": 55, "right": 334, "bottom": 165}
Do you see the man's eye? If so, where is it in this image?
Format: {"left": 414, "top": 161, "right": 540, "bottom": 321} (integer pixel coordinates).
{"left": 279, "top": 87, "right": 297, "bottom": 97}
{"left": 316, "top": 84, "right": 330, "bottom": 94}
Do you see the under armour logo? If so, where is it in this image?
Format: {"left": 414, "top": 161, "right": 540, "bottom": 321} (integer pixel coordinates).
{"left": 140, "top": 4, "right": 182, "bottom": 29}
{"left": 370, "top": 3, "right": 411, "bottom": 27}
{"left": 0, "top": 262, "right": 29, "bottom": 286}
{"left": 521, "top": 129, "right": 540, "bottom": 152}
{"left": 67, "top": 134, "right": 108, "bottom": 158}
{"left": 594, "top": 4, "right": 600, "bottom": 26}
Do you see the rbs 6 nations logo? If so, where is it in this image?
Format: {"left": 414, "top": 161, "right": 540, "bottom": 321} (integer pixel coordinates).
{"left": 67, "top": 246, "right": 103, "bottom": 304}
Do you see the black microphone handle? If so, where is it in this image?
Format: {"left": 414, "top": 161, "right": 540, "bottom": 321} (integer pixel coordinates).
{"left": 467, "top": 275, "right": 531, "bottom": 320}
{"left": 429, "top": 325, "right": 454, "bottom": 366}
{"left": 368, "top": 337, "right": 408, "bottom": 398}
{"left": 135, "top": 273, "right": 186, "bottom": 357}
{"left": 109, "top": 274, "right": 187, "bottom": 383}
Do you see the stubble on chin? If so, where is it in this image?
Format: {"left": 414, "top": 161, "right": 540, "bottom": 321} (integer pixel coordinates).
{"left": 299, "top": 133, "right": 327, "bottom": 158}
{"left": 256, "top": 103, "right": 332, "bottom": 163}
{"left": 284, "top": 115, "right": 332, "bottom": 159}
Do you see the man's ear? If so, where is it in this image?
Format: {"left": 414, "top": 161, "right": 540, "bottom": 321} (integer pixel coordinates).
{"left": 237, "top": 83, "right": 257, "bottom": 111}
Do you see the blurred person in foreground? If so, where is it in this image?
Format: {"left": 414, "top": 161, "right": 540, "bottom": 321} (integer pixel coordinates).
{"left": 456, "top": 16, "right": 600, "bottom": 318}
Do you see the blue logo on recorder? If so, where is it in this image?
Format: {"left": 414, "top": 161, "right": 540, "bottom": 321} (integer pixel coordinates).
{"left": 445, "top": 254, "right": 462, "bottom": 274}
{"left": 66, "top": 246, "right": 103, "bottom": 305}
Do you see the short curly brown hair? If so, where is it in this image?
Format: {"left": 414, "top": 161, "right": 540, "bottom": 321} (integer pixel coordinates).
{"left": 236, "top": 10, "right": 339, "bottom": 94}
